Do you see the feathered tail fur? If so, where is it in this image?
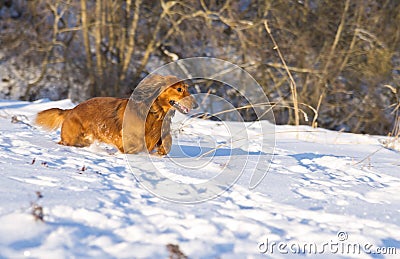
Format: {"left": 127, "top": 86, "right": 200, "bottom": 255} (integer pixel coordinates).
{"left": 35, "top": 108, "right": 68, "bottom": 130}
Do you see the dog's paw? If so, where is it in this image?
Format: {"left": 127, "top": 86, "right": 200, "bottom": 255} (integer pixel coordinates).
{"left": 156, "top": 150, "right": 167, "bottom": 156}
{"left": 154, "top": 146, "right": 168, "bottom": 156}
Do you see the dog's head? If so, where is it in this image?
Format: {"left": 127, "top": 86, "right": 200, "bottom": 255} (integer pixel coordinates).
{"left": 133, "top": 74, "right": 198, "bottom": 116}
{"left": 156, "top": 80, "right": 198, "bottom": 114}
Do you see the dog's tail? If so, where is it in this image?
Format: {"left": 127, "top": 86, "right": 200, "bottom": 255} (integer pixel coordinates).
{"left": 35, "top": 108, "right": 69, "bottom": 130}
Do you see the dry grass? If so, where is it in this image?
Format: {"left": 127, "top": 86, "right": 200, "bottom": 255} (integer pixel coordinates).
{"left": 31, "top": 191, "right": 44, "bottom": 222}
{"left": 166, "top": 244, "right": 187, "bottom": 259}
{"left": 264, "top": 20, "right": 300, "bottom": 127}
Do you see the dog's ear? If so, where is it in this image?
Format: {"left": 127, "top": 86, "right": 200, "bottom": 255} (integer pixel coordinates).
{"left": 131, "top": 74, "right": 181, "bottom": 104}
{"left": 131, "top": 80, "right": 162, "bottom": 105}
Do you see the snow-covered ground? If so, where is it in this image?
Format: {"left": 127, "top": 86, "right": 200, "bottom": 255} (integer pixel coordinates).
{"left": 0, "top": 99, "right": 399, "bottom": 258}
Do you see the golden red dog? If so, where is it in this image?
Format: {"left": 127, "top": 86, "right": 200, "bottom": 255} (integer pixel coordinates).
{"left": 35, "top": 75, "right": 197, "bottom": 155}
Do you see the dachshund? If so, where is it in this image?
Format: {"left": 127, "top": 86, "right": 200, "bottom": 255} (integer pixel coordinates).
{"left": 35, "top": 75, "right": 197, "bottom": 155}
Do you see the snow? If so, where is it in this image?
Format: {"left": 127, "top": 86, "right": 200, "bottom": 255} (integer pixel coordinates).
{"left": 0, "top": 99, "right": 399, "bottom": 258}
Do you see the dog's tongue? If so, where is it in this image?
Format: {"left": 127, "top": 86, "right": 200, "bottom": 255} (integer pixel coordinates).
{"left": 173, "top": 102, "right": 189, "bottom": 114}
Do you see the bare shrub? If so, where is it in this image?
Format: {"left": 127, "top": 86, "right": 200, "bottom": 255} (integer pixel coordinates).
{"left": 0, "top": 0, "right": 399, "bottom": 135}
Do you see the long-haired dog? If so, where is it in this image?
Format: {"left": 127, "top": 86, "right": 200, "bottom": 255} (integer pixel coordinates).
{"left": 35, "top": 75, "right": 197, "bottom": 155}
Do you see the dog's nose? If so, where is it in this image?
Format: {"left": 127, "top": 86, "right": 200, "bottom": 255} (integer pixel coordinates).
{"left": 191, "top": 98, "right": 199, "bottom": 109}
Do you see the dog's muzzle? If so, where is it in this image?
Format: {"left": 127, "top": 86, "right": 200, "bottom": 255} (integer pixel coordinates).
{"left": 169, "top": 100, "right": 189, "bottom": 114}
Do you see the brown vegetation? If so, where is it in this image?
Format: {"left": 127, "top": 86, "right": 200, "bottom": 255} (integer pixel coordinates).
{"left": 0, "top": 0, "right": 399, "bottom": 135}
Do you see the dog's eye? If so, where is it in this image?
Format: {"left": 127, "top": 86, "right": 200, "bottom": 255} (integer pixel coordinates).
{"left": 177, "top": 87, "right": 182, "bottom": 92}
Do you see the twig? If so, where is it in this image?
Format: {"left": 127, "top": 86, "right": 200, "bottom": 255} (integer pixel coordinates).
{"left": 265, "top": 62, "right": 321, "bottom": 74}
{"left": 264, "top": 20, "right": 299, "bottom": 126}
{"left": 352, "top": 147, "right": 384, "bottom": 166}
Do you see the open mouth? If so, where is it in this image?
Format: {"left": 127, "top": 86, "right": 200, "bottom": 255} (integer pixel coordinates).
{"left": 169, "top": 100, "right": 189, "bottom": 114}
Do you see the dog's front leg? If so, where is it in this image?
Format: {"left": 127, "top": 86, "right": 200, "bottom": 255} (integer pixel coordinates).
{"left": 157, "top": 133, "right": 172, "bottom": 155}
{"left": 156, "top": 111, "right": 173, "bottom": 156}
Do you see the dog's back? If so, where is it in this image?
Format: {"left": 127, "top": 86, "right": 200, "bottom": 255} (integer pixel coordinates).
{"left": 36, "top": 97, "right": 129, "bottom": 150}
